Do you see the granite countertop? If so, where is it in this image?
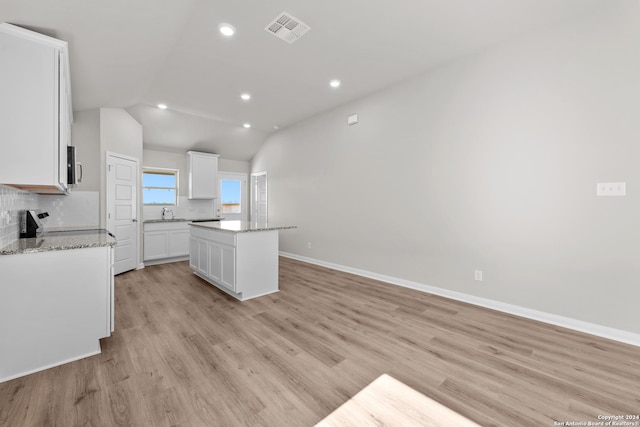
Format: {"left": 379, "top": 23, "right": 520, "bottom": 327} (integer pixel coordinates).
{"left": 0, "top": 228, "right": 117, "bottom": 255}
{"left": 144, "top": 217, "right": 224, "bottom": 223}
{"left": 189, "top": 220, "right": 297, "bottom": 233}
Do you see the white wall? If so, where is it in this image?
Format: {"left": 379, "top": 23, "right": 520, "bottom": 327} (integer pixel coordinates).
{"left": 71, "top": 109, "right": 101, "bottom": 192}
{"left": 142, "top": 148, "right": 211, "bottom": 220}
{"left": 36, "top": 109, "right": 102, "bottom": 228}
{"left": 219, "top": 158, "right": 250, "bottom": 174}
{"left": 252, "top": 2, "right": 640, "bottom": 334}
{"left": 100, "top": 108, "right": 144, "bottom": 263}
{"left": 142, "top": 148, "right": 250, "bottom": 220}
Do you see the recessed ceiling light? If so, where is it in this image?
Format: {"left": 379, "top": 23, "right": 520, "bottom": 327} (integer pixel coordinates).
{"left": 329, "top": 79, "right": 341, "bottom": 88}
{"left": 273, "top": 125, "right": 280, "bottom": 130}
{"left": 157, "top": 104, "right": 168, "bottom": 109}
{"left": 243, "top": 123, "right": 251, "bottom": 129}
{"left": 219, "top": 23, "right": 236, "bottom": 37}
{"left": 240, "top": 93, "right": 251, "bottom": 101}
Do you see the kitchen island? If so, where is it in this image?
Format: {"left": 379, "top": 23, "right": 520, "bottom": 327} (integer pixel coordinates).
{"left": 189, "top": 220, "right": 296, "bottom": 301}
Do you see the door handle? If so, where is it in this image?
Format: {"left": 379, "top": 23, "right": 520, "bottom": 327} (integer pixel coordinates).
{"left": 132, "top": 219, "right": 138, "bottom": 222}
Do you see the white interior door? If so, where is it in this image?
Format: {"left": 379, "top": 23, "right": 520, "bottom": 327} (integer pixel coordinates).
{"left": 251, "top": 171, "right": 268, "bottom": 222}
{"left": 217, "top": 172, "right": 247, "bottom": 221}
{"left": 107, "top": 153, "right": 139, "bottom": 275}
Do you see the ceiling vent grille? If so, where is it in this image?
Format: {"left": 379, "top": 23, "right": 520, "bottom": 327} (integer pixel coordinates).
{"left": 265, "top": 12, "right": 310, "bottom": 44}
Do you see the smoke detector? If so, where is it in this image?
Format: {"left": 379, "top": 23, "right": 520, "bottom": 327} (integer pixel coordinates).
{"left": 265, "top": 12, "right": 310, "bottom": 44}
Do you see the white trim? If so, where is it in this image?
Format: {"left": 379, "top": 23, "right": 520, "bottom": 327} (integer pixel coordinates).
{"left": 250, "top": 171, "right": 268, "bottom": 222}
{"left": 142, "top": 166, "right": 180, "bottom": 207}
{"left": 217, "top": 171, "right": 248, "bottom": 221}
{"left": 0, "top": 347, "right": 101, "bottom": 384}
{"left": 143, "top": 256, "right": 188, "bottom": 267}
{"left": 279, "top": 252, "right": 640, "bottom": 348}
{"left": 106, "top": 152, "right": 140, "bottom": 274}
{"left": 106, "top": 151, "right": 139, "bottom": 163}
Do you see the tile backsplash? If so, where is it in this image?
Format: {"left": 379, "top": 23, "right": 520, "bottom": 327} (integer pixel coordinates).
{"left": 39, "top": 191, "right": 99, "bottom": 228}
{"left": 142, "top": 196, "right": 215, "bottom": 221}
{"left": 0, "top": 185, "right": 39, "bottom": 248}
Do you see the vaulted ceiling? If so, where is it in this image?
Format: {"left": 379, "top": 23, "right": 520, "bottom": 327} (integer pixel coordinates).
{"left": 2, "top": 0, "right": 610, "bottom": 160}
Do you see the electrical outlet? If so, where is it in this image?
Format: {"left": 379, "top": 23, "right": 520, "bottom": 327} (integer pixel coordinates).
{"left": 307, "top": 242, "right": 312, "bottom": 249}
{"left": 474, "top": 270, "right": 483, "bottom": 281}
{"left": 597, "top": 182, "right": 626, "bottom": 196}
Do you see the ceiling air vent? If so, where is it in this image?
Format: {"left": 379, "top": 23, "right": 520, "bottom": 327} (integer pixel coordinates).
{"left": 265, "top": 12, "right": 310, "bottom": 44}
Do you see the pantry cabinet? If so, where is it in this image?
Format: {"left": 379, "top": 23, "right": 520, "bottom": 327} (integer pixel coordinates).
{"left": 187, "top": 151, "right": 219, "bottom": 199}
{"left": 0, "top": 23, "right": 73, "bottom": 194}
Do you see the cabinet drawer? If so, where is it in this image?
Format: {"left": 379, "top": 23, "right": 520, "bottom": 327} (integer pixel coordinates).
{"left": 209, "top": 230, "right": 235, "bottom": 246}
{"left": 190, "top": 225, "right": 211, "bottom": 240}
{"left": 144, "top": 221, "right": 189, "bottom": 232}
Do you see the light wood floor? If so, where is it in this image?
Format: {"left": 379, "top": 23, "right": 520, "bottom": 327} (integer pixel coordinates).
{"left": 1, "top": 257, "right": 639, "bottom": 426}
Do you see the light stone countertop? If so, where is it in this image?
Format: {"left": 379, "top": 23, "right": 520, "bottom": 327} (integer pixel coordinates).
{"left": 0, "top": 228, "right": 117, "bottom": 255}
{"left": 189, "top": 220, "right": 297, "bottom": 233}
{"left": 143, "top": 217, "right": 225, "bottom": 224}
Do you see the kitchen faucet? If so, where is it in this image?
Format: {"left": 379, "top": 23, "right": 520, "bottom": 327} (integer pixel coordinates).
{"left": 161, "top": 207, "right": 174, "bottom": 220}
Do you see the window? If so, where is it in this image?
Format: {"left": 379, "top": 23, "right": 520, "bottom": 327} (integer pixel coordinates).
{"left": 142, "top": 168, "right": 178, "bottom": 206}
{"left": 221, "top": 179, "right": 242, "bottom": 213}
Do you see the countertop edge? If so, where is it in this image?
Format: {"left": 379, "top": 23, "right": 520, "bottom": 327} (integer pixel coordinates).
{"left": 144, "top": 218, "right": 225, "bottom": 224}
{"left": 0, "top": 240, "right": 116, "bottom": 256}
{"left": 0, "top": 228, "right": 117, "bottom": 256}
{"left": 189, "top": 222, "right": 297, "bottom": 233}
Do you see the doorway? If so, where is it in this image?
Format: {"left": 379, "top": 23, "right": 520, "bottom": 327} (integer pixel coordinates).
{"left": 251, "top": 171, "right": 268, "bottom": 222}
{"left": 217, "top": 172, "right": 248, "bottom": 221}
{"left": 106, "top": 152, "right": 139, "bottom": 275}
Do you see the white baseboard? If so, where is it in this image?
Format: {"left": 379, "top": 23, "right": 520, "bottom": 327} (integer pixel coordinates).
{"left": 142, "top": 256, "right": 188, "bottom": 267}
{"left": 279, "top": 252, "right": 640, "bottom": 348}
{"left": 0, "top": 347, "right": 102, "bottom": 384}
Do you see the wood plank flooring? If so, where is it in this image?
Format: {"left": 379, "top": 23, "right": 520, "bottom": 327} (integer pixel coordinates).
{"left": 1, "top": 257, "right": 639, "bottom": 426}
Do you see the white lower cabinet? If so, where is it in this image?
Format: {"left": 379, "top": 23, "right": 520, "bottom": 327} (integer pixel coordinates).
{"left": 0, "top": 246, "right": 113, "bottom": 383}
{"left": 144, "top": 231, "right": 169, "bottom": 259}
{"left": 208, "top": 241, "right": 236, "bottom": 291}
{"left": 190, "top": 236, "right": 208, "bottom": 276}
{"left": 221, "top": 245, "right": 236, "bottom": 290}
{"left": 144, "top": 221, "right": 190, "bottom": 264}
{"left": 207, "top": 242, "right": 222, "bottom": 283}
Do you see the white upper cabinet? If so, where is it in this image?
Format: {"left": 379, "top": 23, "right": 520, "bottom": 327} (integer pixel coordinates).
{"left": 187, "top": 151, "right": 219, "bottom": 199}
{"left": 0, "top": 23, "right": 72, "bottom": 194}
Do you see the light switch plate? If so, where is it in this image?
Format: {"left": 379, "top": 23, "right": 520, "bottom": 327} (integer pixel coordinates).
{"left": 347, "top": 114, "right": 359, "bottom": 126}
{"left": 597, "top": 182, "right": 626, "bottom": 196}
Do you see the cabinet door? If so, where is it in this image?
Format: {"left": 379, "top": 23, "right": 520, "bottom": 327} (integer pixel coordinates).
{"left": 143, "top": 231, "right": 169, "bottom": 260}
{"left": 0, "top": 28, "right": 59, "bottom": 187}
{"left": 196, "top": 239, "right": 208, "bottom": 275}
{"left": 208, "top": 242, "right": 222, "bottom": 283}
{"left": 168, "top": 230, "right": 190, "bottom": 257}
{"left": 188, "top": 152, "right": 218, "bottom": 199}
{"left": 58, "top": 50, "right": 70, "bottom": 189}
{"left": 220, "top": 245, "right": 236, "bottom": 290}
{"left": 189, "top": 237, "right": 199, "bottom": 270}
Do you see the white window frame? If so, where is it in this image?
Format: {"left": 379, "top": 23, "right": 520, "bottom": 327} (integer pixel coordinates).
{"left": 142, "top": 167, "right": 179, "bottom": 206}
{"left": 217, "top": 172, "right": 248, "bottom": 221}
